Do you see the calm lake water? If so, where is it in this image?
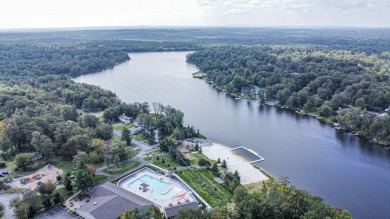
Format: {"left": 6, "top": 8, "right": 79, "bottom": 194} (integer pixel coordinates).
{"left": 74, "top": 51, "right": 390, "bottom": 219}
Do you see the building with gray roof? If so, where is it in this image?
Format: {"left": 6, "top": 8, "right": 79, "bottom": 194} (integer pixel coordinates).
{"left": 77, "top": 182, "right": 153, "bottom": 219}
{"left": 163, "top": 202, "right": 199, "bottom": 218}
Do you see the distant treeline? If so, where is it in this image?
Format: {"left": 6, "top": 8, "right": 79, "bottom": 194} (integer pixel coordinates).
{"left": 0, "top": 43, "right": 129, "bottom": 77}
{"left": 1, "top": 28, "right": 390, "bottom": 53}
{"left": 0, "top": 41, "right": 201, "bottom": 78}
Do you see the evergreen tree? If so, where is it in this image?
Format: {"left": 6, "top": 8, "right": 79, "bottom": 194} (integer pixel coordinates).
{"left": 72, "top": 160, "right": 93, "bottom": 195}
{"left": 53, "top": 192, "right": 63, "bottom": 205}
{"left": 222, "top": 159, "right": 227, "bottom": 168}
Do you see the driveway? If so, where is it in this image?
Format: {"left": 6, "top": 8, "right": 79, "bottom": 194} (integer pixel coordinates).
{"left": 0, "top": 193, "right": 21, "bottom": 219}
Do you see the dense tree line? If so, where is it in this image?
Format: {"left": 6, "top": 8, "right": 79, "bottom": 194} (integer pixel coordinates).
{"left": 0, "top": 43, "right": 129, "bottom": 77}
{"left": 1, "top": 28, "right": 390, "bottom": 54}
{"left": 187, "top": 46, "right": 390, "bottom": 145}
{"left": 86, "top": 40, "right": 201, "bottom": 52}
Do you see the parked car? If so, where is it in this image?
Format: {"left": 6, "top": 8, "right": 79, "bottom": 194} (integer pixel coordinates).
{"left": 1, "top": 171, "right": 9, "bottom": 175}
{"left": 0, "top": 174, "right": 4, "bottom": 177}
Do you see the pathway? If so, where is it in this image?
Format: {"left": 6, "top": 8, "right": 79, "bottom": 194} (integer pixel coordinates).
{"left": 96, "top": 131, "right": 159, "bottom": 180}
{"left": 0, "top": 192, "right": 21, "bottom": 219}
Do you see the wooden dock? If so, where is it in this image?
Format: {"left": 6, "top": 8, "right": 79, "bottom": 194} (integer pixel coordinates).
{"left": 231, "top": 146, "right": 265, "bottom": 163}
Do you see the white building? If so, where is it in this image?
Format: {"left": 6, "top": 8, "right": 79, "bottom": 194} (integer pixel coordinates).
{"left": 118, "top": 113, "right": 132, "bottom": 124}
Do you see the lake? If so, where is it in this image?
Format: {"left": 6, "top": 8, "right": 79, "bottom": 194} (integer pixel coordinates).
{"left": 74, "top": 51, "right": 390, "bottom": 219}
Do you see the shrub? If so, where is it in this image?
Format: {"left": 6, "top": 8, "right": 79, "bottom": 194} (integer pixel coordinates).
{"left": 198, "top": 158, "right": 211, "bottom": 167}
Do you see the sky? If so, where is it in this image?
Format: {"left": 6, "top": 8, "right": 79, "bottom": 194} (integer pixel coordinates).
{"left": 0, "top": 0, "right": 389, "bottom": 29}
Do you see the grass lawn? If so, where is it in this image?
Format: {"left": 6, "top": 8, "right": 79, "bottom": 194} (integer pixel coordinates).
{"left": 55, "top": 187, "right": 75, "bottom": 202}
{"left": 306, "top": 111, "right": 333, "bottom": 124}
{"left": 0, "top": 156, "right": 16, "bottom": 170}
{"left": 103, "top": 161, "right": 141, "bottom": 174}
{"left": 93, "top": 174, "right": 110, "bottom": 185}
{"left": 145, "top": 149, "right": 163, "bottom": 157}
{"left": 184, "top": 152, "right": 211, "bottom": 166}
{"left": 128, "top": 150, "right": 141, "bottom": 158}
{"left": 95, "top": 149, "right": 140, "bottom": 168}
{"left": 144, "top": 155, "right": 180, "bottom": 171}
{"left": 111, "top": 135, "right": 121, "bottom": 141}
{"left": 131, "top": 134, "right": 146, "bottom": 142}
{"left": 113, "top": 123, "right": 135, "bottom": 131}
{"left": 51, "top": 158, "right": 74, "bottom": 173}
{"left": 177, "top": 168, "right": 232, "bottom": 208}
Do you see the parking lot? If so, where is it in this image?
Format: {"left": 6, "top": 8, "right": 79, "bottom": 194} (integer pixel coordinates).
{"left": 36, "top": 207, "right": 74, "bottom": 219}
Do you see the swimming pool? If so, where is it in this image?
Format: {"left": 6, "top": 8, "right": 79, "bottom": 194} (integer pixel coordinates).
{"left": 126, "top": 174, "right": 182, "bottom": 200}
{"left": 117, "top": 168, "right": 199, "bottom": 207}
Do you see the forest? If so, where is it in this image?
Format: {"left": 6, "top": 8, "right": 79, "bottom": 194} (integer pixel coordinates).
{"left": 187, "top": 46, "right": 390, "bottom": 146}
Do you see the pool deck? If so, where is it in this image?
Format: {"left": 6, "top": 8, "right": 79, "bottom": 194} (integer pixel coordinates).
{"left": 117, "top": 168, "right": 197, "bottom": 208}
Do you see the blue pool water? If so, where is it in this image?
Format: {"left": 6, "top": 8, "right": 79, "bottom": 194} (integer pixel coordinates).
{"left": 128, "top": 175, "right": 181, "bottom": 200}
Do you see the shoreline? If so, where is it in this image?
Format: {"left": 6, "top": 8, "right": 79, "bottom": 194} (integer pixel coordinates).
{"left": 201, "top": 141, "right": 269, "bottom": 185}
{"left": 206, "top": 81, "right": 389, "bottom": 148}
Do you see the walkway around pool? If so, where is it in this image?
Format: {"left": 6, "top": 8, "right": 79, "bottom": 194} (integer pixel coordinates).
{"left": 117, "top": 167, "right": 202, "bottom": 209}
{"left": 149, "top": 164, "right": 212, "bottom": 209}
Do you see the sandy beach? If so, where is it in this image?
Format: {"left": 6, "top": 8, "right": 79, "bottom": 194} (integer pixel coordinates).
{"left": 202, "top": 142, "right": 268, "bottom": 185}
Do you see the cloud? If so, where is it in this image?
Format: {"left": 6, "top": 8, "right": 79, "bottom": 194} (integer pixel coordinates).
{"left": 225, "top": 8, "right": 248, "bottom": 15}
{"left": 198, "top": 0, "right": 390, "bottom": 13}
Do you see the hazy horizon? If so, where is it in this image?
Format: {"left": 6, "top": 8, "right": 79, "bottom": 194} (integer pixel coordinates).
{"left": 1, "top": 0, "right": 389, "bottom": 29}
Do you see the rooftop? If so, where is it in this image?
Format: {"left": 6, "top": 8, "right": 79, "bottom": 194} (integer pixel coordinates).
{"left": 164, "top": 202, "right": 199, "bottom": 218}
{"left": 77, "top": 182, "right": 153, "bottom": 219}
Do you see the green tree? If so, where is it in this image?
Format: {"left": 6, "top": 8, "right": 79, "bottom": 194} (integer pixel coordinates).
{"left": 319, "top": 103, "right": 333, "bottom": 117}
{"left": 232, "top": 75, "right": 244, "bottom": 90}
{"left": 233, "top": 186, "right": 248, "bottom": 204}
{"left": 72, "top": 160, "right": 93, "bottom": 195}
{"left": 42, "top": 197, "right": 52, "bottom": 209}
{"left": 27, "top": 205, "right": 36, "bottom": 218}
{"left": 38, "top": 180, "right": 56, "bottom": 197}
{"left": 78, "top": 114, "right": 99, "bottom": 129}
{"left": 121, "top": 128, "right": 131, "bottom": 146}
{"left": 211, "top": 163, "right": 219, "bottom": 176}
{"left": 53, "top": 192, "right": 63, "bottom": 205}
{"left": 355, "top": 97, "right": 366, "bottom": 109}
{"left": 73, "top": 151, "right": 89, "bottom": 163}
{"left": 194, "top": 143, "right": 199, "bottom": 151}
{"left": 113, "top": 154, "right": 121, "bottom": 170}
{"left": 221, "top": 159, "right": 227, "bottom": 168}
{"left": 96, "top": 123, "right": 113, "bottom": 140}
{"left": 15, "top": 153, "right": 33, "bottom": 170}
{"left": 104, "top": 150, "right": 111, "bottom": 168}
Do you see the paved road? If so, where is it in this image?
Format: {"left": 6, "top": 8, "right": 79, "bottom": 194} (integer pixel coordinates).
{"left": 0, "top": 193, "right": 21, "bottom": 219}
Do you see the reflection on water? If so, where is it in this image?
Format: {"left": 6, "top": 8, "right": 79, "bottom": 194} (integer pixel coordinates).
{"left": 74, "top": 52, "right": 390, "bottom": 219}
